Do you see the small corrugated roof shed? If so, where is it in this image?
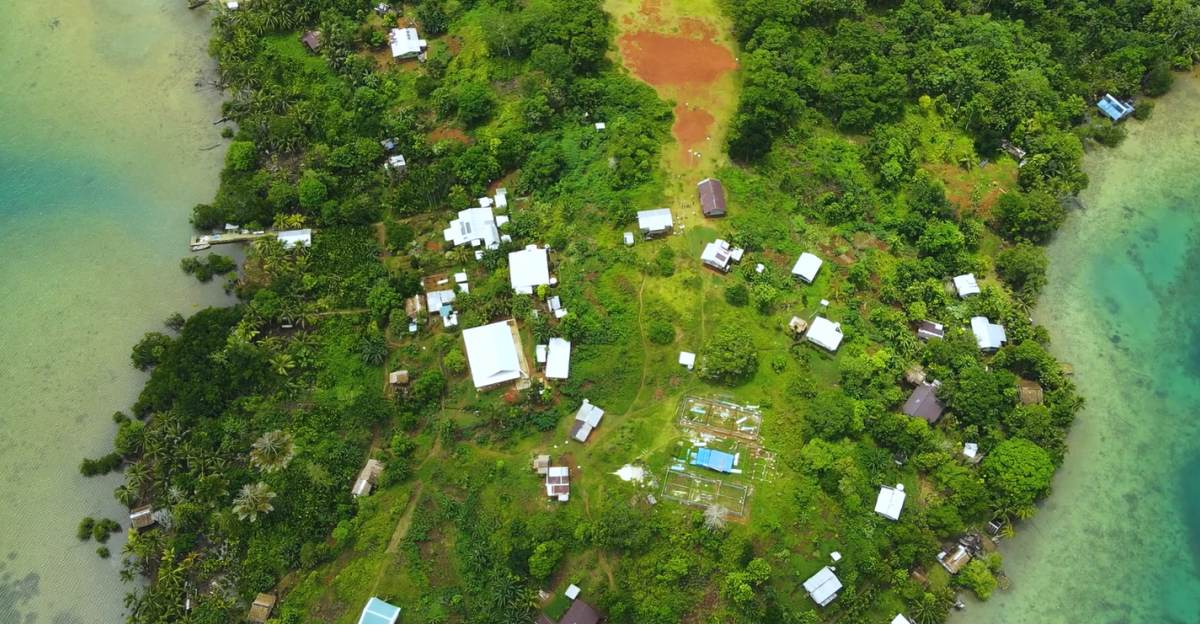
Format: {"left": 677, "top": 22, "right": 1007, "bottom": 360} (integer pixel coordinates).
{"left": 953, "top": 273, "right": 980, "bottom": 297}
{"left": 970, "top": 316, "right": 1007, "bottom": 351}
{"left": 130, "top": 505, "right": 155, "bottom": 532}
{"left": 358, "top": 597, "right": 401, "bottom": 624}
{"left": 963, "top": 442, "right": 979, "bottom": 459}
{"left": 791, "top": 252, "right": 823, "bottom": 283}
{"left": 806, "top": 317, "right": 844, "bottom": 352}
{"left": 533, "top": 454, "right": 551, "bottom": 475}
{"left": 564, "top": 584, "right": 581, "bottom": 600}
{"left": 545, "top": 466, "right": 570, "bottom": 501}
{"left": 803, "top": 566, "right": 843, "bottom": 607}
{"left": 509, "top": 245, "right": 551, "bottom": 294}
{"left": 788, "top": 316, "right": 808, "bottom": 336}
{"left": 874, "top": 484, "right": 906, "bottom": 521}
{"left": 697, "top": 178, "right": 727, "bottom": 217}
{"left": 387, "top": 154, "right": 407, "bottom": 171}
{"left": 300, "top": 30, "right": 322, "bottom": 52}
{"left": 623, "top": 232, "right": 635, "bottom": 246}
{"left": 637, "top": 208, "right": 673, "bottom": 235}
{"left": 389, "top": 370, "right": 409, "bottom": 386}
{"left": 545, "top": 337, "right": 571, "bottom": 380}
{"left": 247, "top": 593, "right": 276, "bottom": 623}
{"left": 692, "top": 447, "right": 736, "bottom": 473}
{"left": 1018, "top": 378, "right": 1044, "bottom": 405}
{"left": 917, "top": 320, "right": 945, "bottom": 340}
{"left": 902, "top": 383, "right": 944, "bottom": 423}
{"left": 352, "top": 459, "right": 384, "bottom": 498}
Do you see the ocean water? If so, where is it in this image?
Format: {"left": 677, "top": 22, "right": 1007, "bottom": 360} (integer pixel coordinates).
{"left": 0, "top": 1, "right": 229, "bottom": 622}
{"left": 960, "top": 72, "right": 1200, "bottom": 623}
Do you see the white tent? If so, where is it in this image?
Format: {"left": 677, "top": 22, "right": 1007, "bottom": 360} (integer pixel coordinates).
{"left": 791, "top": 252, "right": 823, "bottom": 283}
{"left": 970, "top": 316, "right": 1007, "bottom": 351}
{"left": 806, "top": 317, "right": 844, "bottom": 352}
{"left": 803, "top": 567, "right": 843, "bottom": 607}
{"left": 277, "top": 229, "right": 312, "bottom": 249}
{"left": 874, "top": 484, "right": 906, "bottom": 521}
{"left": 545, "top": 337, "right": 571, "bottom": 380}
{"left": 462, "top": 321, "right": 523, "bottom": 389}
{"left": 953, "top": 273, "right": 981, "bottom": 297}
{"left": 508, "top": 245, "right": 550, "bottom": 294}
{"left": 444, "top": 207, "right": 499, "bottom": 249}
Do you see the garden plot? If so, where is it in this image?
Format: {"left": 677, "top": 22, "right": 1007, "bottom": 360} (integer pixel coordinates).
{"left": 662, "top": 468, "right": 751, "bottom": 517}
{"left": 659, "top": 432, "right": 777, "bottom": 519}
{"left": 677, "top": 396, "right": 763, "bottom": 441}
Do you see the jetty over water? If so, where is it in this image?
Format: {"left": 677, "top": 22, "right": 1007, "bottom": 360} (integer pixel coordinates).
{"left": 190, "top": 228, "right": 311, "bottom": 251}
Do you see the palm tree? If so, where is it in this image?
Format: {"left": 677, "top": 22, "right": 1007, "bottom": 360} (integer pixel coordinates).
{"left": 269, "top": 353, "right": 296, "bottom": 377}
{"left": 249, "top": 430, "right": 295, "bottom": 472}
{"left": 703, "top": 504, "right": 729, "bottom": 530}
{"left": 231, "top": 482, "right": 276, "bottom": 522}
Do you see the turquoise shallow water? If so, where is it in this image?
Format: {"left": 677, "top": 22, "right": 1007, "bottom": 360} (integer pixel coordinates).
{"left": 960, "top": 73, "right": 1200, "bottom": 623}
{"left": 0, "top": 1, "right": 229, "bottom": 622}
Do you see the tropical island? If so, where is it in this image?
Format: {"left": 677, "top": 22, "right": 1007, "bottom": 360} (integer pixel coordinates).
{"left": 78, "top": 0, "right": 1197, "bottom": 623}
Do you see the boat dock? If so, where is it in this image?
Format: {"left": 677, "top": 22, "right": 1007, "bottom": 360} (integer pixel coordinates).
{"left": 190, "top": 230, "right": 273, "bottom": 251}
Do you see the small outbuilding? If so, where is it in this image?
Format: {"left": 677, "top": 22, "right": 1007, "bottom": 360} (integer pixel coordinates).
{"left": 938, "top": 545, "right": 971, "bottom": 574}
{"left": 970, "top": 316, "right": 1007, "bottom": 351}
{"left": 902, "top": 383, "right": 944, "bottom": 423}
{"left": 874, "top": 484, "right": 906, "bottom": 521}
{"left": 571, "top": 399, "right": 605, "bottom": 443}
{"left": 388, "top": 370, "right": 409, "bottom": 388}
{"left": 300, "top": 30, "right": 322, "bottom": 52}
{"left": 623, "top": 232, "right": 635, "bottom": 246}
{"left": 700, "top": 239, "right": 742, "bottom": 272}
{"left": 358, "top": 596, "right": 401, "bottom": 624}
{"left": 1018, "top": 378, "right": 1045, "bottom": 405}
{"left": 129, "top": 505, "right": 155, "bottom": 533}
{"left": 791, "top": 252, "right": 823, "bottom": 284}
{"left": 697, "top": 178, "right": 727, "bottom": 217}
{"left": 679, "top": 351, "right": 696, "bottom": 370}
{"left": 247, "top": 593, "right": 276, "bottom": 623}
{"left": 532, "top": 454, "right": 551, "bottom": 475}
{"left": 806, "top": 317, "right": 844, "bottom": 352}
{"left": 637, "top": 208, "right": 674, "bottom": 237}
{"left": 352, "top": 459, "right": 384, "bottom": 498}
{"left": 953, "top": 273, "right": 980, "bottom": 297}
{"left": 788, "top": 316, "right": 808, "bottom": 338}
{"left": 385, "top": 154, "right": 407, "bottom": 175}
{"left": 803, "top": 566, "right": 843, "bottom": 607}
{"left": 916, "top": 320, "right": 945, "bottom": 341}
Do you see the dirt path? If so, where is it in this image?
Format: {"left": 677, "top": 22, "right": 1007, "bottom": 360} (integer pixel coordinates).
{"left": 384, "top": 482, "right": 425, "bottom": 554}
{"left": 622, "top": 275, "right": 651, "bottom": 416}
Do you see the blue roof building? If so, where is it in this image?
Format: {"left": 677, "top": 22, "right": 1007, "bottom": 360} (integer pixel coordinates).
{"left": 358, "top": 597, "right": 401, "bottom": 624}
{"left": 1097, "top": 93, "right": 1134, "bottom": 121}
{"left": 692, "top": 447, "right": 736, "bottom": 473}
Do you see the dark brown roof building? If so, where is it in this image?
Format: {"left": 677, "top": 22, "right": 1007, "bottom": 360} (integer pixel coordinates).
{"left": 697, "top": 178, "right": 727, "bottom": 217}
{"left": 301, "top": 30, "right": 322, "bottom": 52}
{"left": 902, "top": 383, "right": 944, "bottom": 423}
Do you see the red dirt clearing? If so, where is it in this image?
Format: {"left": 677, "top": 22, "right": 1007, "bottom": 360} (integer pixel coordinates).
{"left": 616, "top": 30, "right": 736, "bottom": 89}
{"left": 427, "top": 126, "right": 471, "bottom": 144}
{"left": 674, "top": 104, "right": 715, "bottom": 163}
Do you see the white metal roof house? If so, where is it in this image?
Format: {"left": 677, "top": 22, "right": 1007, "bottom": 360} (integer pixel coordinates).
{"left": 571, "top": 399, "right": 604, "bottom": 442}
{"left": 462, "top": 321, "right": 524, "bottom": 390}
{"left": 679, "top": 351, "right": 696, "bottom": 370}
{"left": 803, "top": 566, "right": 843, "bottom": 607}
{"left": 545, "top": 337, "right": 571, "bottom": 380}
{"left": 953, "top": 273, "right": 980, "bottom": 297}
{"left": 637, "top": 208, "right": 673, "bottom": 237}
{"left": 388, "top": 27, "right": 427, "bottom": 59}
{"left": 508, "top": 245, "right": 550, "bottom": 295}
{"left": 875, "top": 484, "right": 906, "bottom": 521}
{"left": 385, "top": 154, "right": 407, "bottom": 174}
{"left": 970, "top": 316, "right": 1007, "bottom": 351}
{"left": 700, "top": 239, "right": 742, "bottom": 272}
{"left": 791, "top": 252, "right": 823, "bottom": 284}
{"left": 277, "top": 229, "right": 312, "bottom": 249}
{"left": 806, "top": 317, "right": 844, "bottom": 352}
{"left": 444, "top": 207, "right": 499, "bottom": 249}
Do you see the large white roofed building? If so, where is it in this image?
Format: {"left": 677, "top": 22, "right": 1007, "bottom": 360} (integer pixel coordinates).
{"left": 462, "top": 321, "right": 524, "bottom": 389}
{"left": 444, "top": 207, "right": 499, "bottom": 249}
{"left": 508, "top": 245, "right": 550, "bottom": 294}
{"left": 636, "top": 208, "right": 673, "bottom": 237}
{"left": 277, "top": 229, "right": 312, "bottom": 249}
{"left": 388, "top": 27, "right": 427, "bottom": 59}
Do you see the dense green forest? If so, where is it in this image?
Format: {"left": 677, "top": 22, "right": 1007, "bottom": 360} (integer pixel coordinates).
{"left": 83, "top": 0, "right": 1197, "bottom": 623}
